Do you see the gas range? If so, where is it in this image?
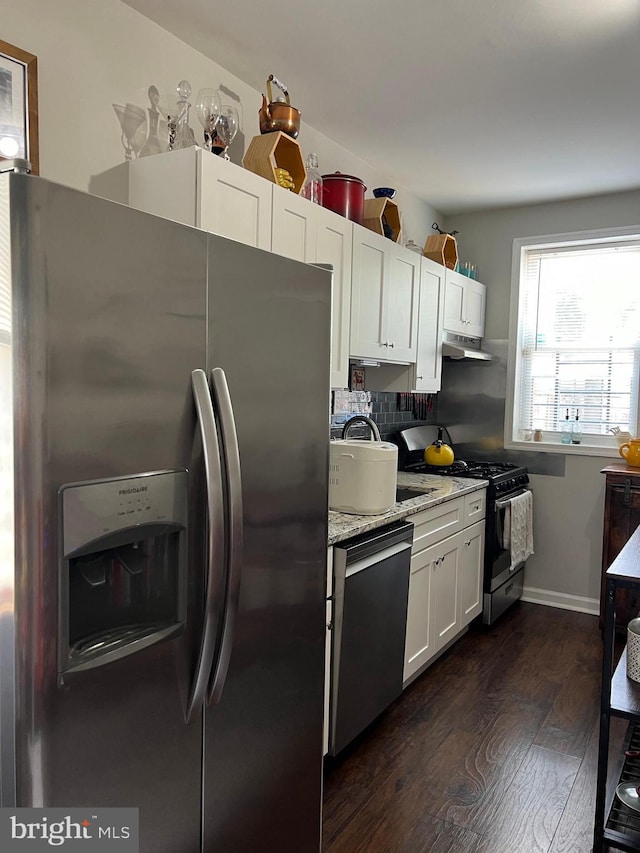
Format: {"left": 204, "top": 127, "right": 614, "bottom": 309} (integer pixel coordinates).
{"left": 401, "top": 459, "right": 529, "bottom": 498}
{"left": 395, "top": 425, "right": 529, "bottom": 498}
{"left": 395, "top": 424, "right": 532, "bottom": 627}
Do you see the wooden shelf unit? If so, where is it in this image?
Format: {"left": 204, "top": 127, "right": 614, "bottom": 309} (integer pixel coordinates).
{"left": 242, "top": 132, "right": 307, "bottom": 194}
{"left": 595, "top": 526, "right": 640, "bottom": 852}
{"left": 601, "top": 463, "right": 640, "bottom": 630}
{"left": 362, "top": 197, "right": 401, "bottom": 242}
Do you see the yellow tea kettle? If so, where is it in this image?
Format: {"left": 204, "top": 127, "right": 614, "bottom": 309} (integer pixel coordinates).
{"left": 619, "top": 438, "right": 640, "bottom": 467}
{"left": 424, "top": 428, "right": 455, "bottom": 466}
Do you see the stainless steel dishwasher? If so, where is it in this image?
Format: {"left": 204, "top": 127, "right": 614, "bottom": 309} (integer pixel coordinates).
{"left": 329, "top": 520, "right": 413, "bottom": 756}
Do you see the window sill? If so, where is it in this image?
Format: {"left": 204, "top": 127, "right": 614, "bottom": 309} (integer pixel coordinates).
{"left": 506, "top": 440, "right": 623, "bottom": 459}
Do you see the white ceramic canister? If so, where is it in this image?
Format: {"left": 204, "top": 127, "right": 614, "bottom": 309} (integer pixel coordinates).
{"left": 627, "top": 617, "right": 640, "bottom": 682}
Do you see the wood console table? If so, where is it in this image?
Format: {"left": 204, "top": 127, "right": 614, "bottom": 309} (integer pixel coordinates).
{"left": 601, "top": 463, "right": 640, "bottom": 628}
{"left": 595, "top": 526, "right": 640, "bottom": 851}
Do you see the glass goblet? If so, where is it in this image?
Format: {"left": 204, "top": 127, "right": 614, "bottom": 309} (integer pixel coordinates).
{"left": 113, "top": 103, "right": 147, "bottom": 161}
{"left": 215, "top": 105, "right": 239, "bottom": 160}
{"left": 195, "top": 88, "right": 221, "bottom": 152}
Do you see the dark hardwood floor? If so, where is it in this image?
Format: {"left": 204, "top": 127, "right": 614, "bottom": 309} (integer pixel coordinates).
{"left": 322, "top": 601, "right": 610, "bottom": 853}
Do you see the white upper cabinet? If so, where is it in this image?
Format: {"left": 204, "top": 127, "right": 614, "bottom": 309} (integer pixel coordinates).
{"left": 271, "top": 184, "right": 317, "bottom": 262}
{"left": 315, "top": 208, "right": 353, "bottom": 390}
{"left": 350, "top": 226, "right": 419, "bottom": 363}
{"left": 270, "top": 194, "right": 354, "bottom": 388}
{"left": 197, "top": 152, "right": 272, "bottom": 249}
{"left": 127, "top": 147, "right": 272, "bottom": 250}
{"left": 443, "top": 268, "right": 486, "bottom": 338}
{"left": 412, "top": 256, "right": 445, "bottom": 393}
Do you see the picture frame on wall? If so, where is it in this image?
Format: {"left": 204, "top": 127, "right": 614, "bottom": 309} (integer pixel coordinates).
{"left": 0, "top": 39, "right": 39, "bottom": 174}
{"left": 350, "top": 365, "right": 365, "bottom": 391}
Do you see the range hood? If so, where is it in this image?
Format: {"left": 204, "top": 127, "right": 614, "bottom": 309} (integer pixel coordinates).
{"left": 442, "top": 332, "right": 494, "bottom": 361}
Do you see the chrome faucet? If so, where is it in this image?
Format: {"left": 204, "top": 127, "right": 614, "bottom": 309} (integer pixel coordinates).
{"left": 341, "top": 415, "right": 381, "bottom": 442}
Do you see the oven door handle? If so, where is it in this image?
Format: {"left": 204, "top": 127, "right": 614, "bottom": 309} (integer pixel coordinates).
{"left": 495, "top": 487, "right": 531, "bottom": 510}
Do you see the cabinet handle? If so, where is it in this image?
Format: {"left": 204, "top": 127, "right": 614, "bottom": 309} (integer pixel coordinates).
{"left": 389, "top": 342, "right": 395, "bottom": 348}
{"left": 382, "top": 341, "right": 389, "bottom": 347}
{"left": 465, "top": 540, "right": 471, "bottom": 547}
{"left": 417, "top": 375, "right": 423, "bottom": 380}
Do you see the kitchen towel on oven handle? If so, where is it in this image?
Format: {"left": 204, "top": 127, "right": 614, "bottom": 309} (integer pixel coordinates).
{"left": 501, "top": 489, "right": 534, "bottom": 570}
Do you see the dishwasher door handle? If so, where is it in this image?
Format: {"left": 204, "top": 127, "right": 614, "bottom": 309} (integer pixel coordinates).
{"left": 345, "top": 541, "right": 412, "bottom": 578}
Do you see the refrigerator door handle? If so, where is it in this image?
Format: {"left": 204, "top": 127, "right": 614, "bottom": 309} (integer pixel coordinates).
{"left": 207, "top": 366, "right": 243, "bottom": 705}
{"left": 186, "top": 368, "right": 226, "bottom": 723}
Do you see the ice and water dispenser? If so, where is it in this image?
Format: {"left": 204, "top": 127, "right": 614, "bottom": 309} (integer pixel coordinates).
{"left": 58, "top": 470, "right": 188, "bottom": 675}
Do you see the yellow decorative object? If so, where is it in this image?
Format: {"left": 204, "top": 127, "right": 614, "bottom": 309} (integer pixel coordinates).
{"left": 619, "top": 438, "right": 640, "bottom": 467}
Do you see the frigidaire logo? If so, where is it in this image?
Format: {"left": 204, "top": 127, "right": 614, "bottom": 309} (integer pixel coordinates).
{"left": 1, "top": 808, "right": 139, "bottom": 851}
{"left": 118, "top": 486, "right": 148, "bottom": 495}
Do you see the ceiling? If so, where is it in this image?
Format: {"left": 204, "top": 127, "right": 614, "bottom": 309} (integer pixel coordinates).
{"left": 123, "top": 0, "right": 640, "bottom": 215}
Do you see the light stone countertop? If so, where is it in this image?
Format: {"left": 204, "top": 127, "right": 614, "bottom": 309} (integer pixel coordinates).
{"left": 328, "top": 473, "right": 489, "bottom": 546}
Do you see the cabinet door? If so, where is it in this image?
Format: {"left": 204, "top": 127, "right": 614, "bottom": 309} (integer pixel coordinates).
{"left": 412, "top": 256, "right": 445, "bottom": 392}
{"left": 271, "top": 185, "right": 316, "bottom": 262}
{"left": 384, "top": 245, "right": 419, "bottom": 362}
{"left": 404, "top": 545, "right": 435, "bottom": 683}
{"left": 316, "top": 208, "right": 353, "bottom": 390}
{"left": 350, "top": 226, "right": 386, "bottom": 359}
{"left": 443, "top": 270, "right": 466, "bottom": 334}
{"left": 458, "top": 521, "right": 484, "bottom": 625}
{"left": 430, "top": 535, "right": 461, "bottom": 653}
{"left": 464, "top": 279, "right": 487, "bottom": 338}
{"left": 128, "top": 146, "right": 198, "bottom": 226}
{"left": 198, "top": 152, "right": 272, "bottom": 249}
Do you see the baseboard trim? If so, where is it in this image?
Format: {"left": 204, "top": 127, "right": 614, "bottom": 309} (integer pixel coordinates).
{"left": 521, "top": 585, "right": 600, "bottom": 616}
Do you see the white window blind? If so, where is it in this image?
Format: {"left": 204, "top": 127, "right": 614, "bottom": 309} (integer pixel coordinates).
{"left": 513, "top": 238, "right": 640, "bottom": 442}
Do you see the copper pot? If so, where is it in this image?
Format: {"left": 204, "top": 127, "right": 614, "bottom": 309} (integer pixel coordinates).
{"left": 321, "top": 172, "right": 367, "bottom": 224}
{"left": 258, "top": 75, "right": 301, "bottom": 139}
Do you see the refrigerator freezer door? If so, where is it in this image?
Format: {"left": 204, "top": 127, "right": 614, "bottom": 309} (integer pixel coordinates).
{"left": 203, "top": 238, "right": 331, "bottom": 852}
{"left": 4, "top": 175, "right": 208, "bottom": 852}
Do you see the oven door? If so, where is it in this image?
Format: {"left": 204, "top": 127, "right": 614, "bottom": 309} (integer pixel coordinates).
{"left": 489, "top": 488, "right": 532, "bottom": 593}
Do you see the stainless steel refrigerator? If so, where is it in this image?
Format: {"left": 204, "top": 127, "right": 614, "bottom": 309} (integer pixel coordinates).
{"left": 0, "top": 169, "right": 331, "bottom": 851}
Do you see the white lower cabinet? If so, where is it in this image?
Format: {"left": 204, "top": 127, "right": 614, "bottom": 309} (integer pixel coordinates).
{"left": 404, "top": 490, "right": 486, "bottom": 685}
{"left": 459, "top": 520, "right": 484, "bottom": 625}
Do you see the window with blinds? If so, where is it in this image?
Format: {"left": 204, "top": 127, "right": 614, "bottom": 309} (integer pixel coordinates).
{"left": 512, "top": 235, "right": 640, "bottom": 445}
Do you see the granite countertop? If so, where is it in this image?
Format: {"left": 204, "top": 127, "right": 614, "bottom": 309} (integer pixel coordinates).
{"left": 328, "top": 473, "right": 489, "bottom": 545}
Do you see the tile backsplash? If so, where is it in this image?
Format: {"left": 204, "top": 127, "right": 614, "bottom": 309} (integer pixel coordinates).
{"left": 330, "top": 391, "right": 438, "bottom": 440}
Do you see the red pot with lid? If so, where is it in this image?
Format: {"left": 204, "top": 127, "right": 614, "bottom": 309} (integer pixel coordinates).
{"left": 321, "top": 172, "right": 367, "bottom": 224}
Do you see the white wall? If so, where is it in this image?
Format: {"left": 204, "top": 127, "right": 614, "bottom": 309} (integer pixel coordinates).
{"left": 444, "top": 189, "right": 640, "bottom": 612}
{"left": 3, "top": 0, "right": 439, "bottom": 242}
